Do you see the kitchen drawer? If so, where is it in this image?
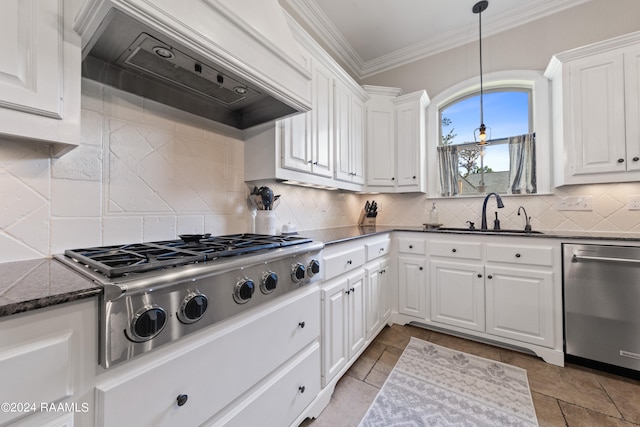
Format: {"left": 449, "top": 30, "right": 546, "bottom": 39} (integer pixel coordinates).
{"left": 397, "top": 238, "right": 426, "bottom": 255}
{"left": 0, "top": 332, "right": 72, "bottom": 426}
{"left": 366, "top": 237, "right": 391, "bottom": 261}
{"left": 96, "top": 287, "right": 320, "bottom": 427}
{"left": 323, "top": 246, "right": 366, "bottom": 281}
{"left": 212, "top": 343, "right": 320, "bottom": 427}
{"left": 486, "top": 243, "right": 554, "bottom": 267}
{"left": 429, "top": 240, "right": 482, "bottom": 260}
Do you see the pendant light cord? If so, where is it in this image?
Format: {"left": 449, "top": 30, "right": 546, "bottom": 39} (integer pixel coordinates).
{"left": 478, "top": 6, "right": 484, "bottom": 127}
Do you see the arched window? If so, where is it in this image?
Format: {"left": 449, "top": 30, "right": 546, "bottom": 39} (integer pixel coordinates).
{"left": 427, "top": 70, "right": 550, "bottom": 197}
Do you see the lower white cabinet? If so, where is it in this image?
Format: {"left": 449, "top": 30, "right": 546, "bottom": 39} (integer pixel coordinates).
{"left": 430, "top": 259, "right": 485, "bottom": 332}
{"left": 95, "top": 287, "right": 320, "bottom": 427}
{"left": 321, "top": 270, "right": 365, "bottom": 386}
{"left": 365, "top": 257, "right": 391, "bottom": 339}
{"left": 398, "top": 255, "right": 427, "bottom": 319}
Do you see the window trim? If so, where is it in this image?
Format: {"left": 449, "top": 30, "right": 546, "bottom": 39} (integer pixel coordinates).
{"left": 426, "top": 70, "right": 551, "bottom": 198}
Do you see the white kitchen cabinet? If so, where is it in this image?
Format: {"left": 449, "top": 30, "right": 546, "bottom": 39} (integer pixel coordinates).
{"left": 545, "top": 31, "right": 640, "bottom": 185}
{"left": 365, "top": 87, "right": 429, "bottom": 192}
{"left": 396, "top": 234, "right": 428, "bottom": 320}
{"left": 430, "top": 259, "right": 485, "bottom": 332}
{"left": 334, "top": 80, "right": 366, "bottom": 184}
{"left": 0, "top": 0, "right": 81, "bottom": 155}
{"left": 96, "top": 287, "right": 319, "bottom": 427}
{"left": 321, "top": 270, "right": 365, "bottom": 386}
{"left": 365, "top": 257, "right": 391, "bottom": 340}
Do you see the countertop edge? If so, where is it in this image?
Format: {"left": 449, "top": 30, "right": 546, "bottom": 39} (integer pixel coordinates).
{"left": 0, "top": 287, "right": 102, "bottom": 318}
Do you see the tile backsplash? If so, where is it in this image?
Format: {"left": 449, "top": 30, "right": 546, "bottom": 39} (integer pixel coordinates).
{"left": 1, "top": 79, "right": 639, "bottom": 264}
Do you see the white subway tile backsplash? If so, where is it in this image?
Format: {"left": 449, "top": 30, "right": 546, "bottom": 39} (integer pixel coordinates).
{"left": 0, "top": 172, "right": 48, "bottom": 229}
{"left": 80, "top": 109, "right": 103, "bottom": 146}
{"left": 5, "top": 204, "right": 49, "bottom": 255}
{"left": 50, "top": 218, "right": 101, "bottom": 253}
{"left": 143, "top": 216, "right": 177, "bottom": 241}
{"left": 0, "top": 234, "right": 44, "bottom": 261}
{"left": 103, "top": 217, "right": 143, "bottom": 245}
{"left": 51, "top": 144, "right": 102, "bottom": 181}
{"left": 176, "top": 215, "right": 205, "bottom": 234}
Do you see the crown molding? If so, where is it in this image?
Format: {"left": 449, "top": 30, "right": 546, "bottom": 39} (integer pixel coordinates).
{"left": 282, "top": 0, "right": 592, "bottom": 80}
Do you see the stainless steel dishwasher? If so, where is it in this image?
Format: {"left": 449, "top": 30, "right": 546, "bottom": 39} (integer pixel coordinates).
{"left": 564, "top": 243, "right": 640, "bottom": 377}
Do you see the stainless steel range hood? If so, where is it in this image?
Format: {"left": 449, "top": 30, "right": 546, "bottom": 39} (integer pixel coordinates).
{"left": 75, "top": 1, "right": 311, "bottom": 130}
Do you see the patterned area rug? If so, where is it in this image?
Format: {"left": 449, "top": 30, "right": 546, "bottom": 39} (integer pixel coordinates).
{"left": 359, "top": 337, "right": 538, "bottom": 426}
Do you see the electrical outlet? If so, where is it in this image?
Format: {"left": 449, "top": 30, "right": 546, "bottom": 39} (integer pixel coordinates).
{"left": 628, "top": 195, "right": 640, "bottom": 210}
{"left": 555, "top": 196, "right": 593, "bottom": 211}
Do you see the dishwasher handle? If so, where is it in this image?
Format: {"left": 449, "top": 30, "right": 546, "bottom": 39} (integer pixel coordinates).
{"left": 572, "top": 254, "right": 640, "bottom": 265}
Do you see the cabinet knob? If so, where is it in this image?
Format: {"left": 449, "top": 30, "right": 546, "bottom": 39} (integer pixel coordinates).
{"left": 307, "top": 160, "right": 312, "bottom": 164}
{"left": 409, "top": 245, "right": 413, "bottom": 249}
{"left": 477, "top": 273, "right": 482, "bottom": 278}
{"left": 487, "top": 275, "right": 493, "bottom": 279}
{"left": 633, "top": 157, "right": 640, "bottom": 162}
{"left": 299, "top": 386, "right": 306, "bottom": 394}
{"left": 298, "top": 321, "right": 305, "bottom": 329}
{"left": 313, "top": 161, "right": 318, "bottom": 165}
{"left": 618, "top": 158, "right": 625, "bottom": 163}
{"left": 391, "top": 177, "right": 395, "bottom": 181}
{"left": 176, "top": 394, "right": 188, "bottom": 407}
{"left": 515, "top": 253, "right": 521, "bottom": 258}
{"left": 419, "top": 266, "right": 423, "bottom": 271}
{"left": 350, "top": 287, "right": 355, "bottom": 293}
{"left": 412, "top": 175, "right": 416, "bottom": 179}
{"left": 452, "top": 248, "right": 457, "bottom": 253}
{"left": 347, "top": 260, "right": 352, "bottom": 265}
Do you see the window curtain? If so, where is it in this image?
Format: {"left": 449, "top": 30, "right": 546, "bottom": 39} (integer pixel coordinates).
{"left": 508, "top": 133, "right": 537, "bottom": 194}
{"left": 437, "top": 144, "right": 459, "bottom": 196}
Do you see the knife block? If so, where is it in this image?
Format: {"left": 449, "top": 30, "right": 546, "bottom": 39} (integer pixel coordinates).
{"left": 358, "top": 209, "right": 376, "bottom": 227}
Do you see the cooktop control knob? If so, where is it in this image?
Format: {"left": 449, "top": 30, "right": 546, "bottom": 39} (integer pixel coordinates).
{"left": 129, "top": 305, "right": 167, "bottom": 342}
{"left": 234, "top": 278, "right": 255, "bottom": 304}
{"left": 292, "top": 262, "right": 306, "bottom": 283}
{"left": 177, "top": 292, "right": 208, "bottom": 324}
{"left": 308, "top": 259, "right": 320, "bottom": 277}
{"left": 261, "top": 271, "right": 278, "bottom": 294}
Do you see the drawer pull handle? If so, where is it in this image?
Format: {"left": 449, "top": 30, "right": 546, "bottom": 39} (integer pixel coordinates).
{"left": 452, "top": 248, "right": 457, "bottom": 253}
{"left": 379, "top": 248, "right": 385, "bottom": 252}
{"left": 176, "top": 394, "right": 188, "bottom": 407}
{"left": 299, "top": 386, "right": 306, "bottom": 394}
{"left": 298, "top": 321, "right": 305, "bottom": 329}
{"left": 515, "top": 253, "right": 521, "bottom": 258}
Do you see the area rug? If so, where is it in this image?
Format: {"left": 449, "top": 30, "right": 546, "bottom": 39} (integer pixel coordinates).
{"left": 358, "top": 337, "right": 538, "bottom": 427}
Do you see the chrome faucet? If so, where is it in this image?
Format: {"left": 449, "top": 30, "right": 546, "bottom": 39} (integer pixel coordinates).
{"left": 517, "top": 206, "right": 532, "bottom": 232}
{"left": 481, "top": 192, "right": 504, "bottom": 230}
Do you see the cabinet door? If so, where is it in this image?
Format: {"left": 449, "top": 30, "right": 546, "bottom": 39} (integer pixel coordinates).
{"left": 366, "top": 105, "right": 395, "bottom": 186}
{"left": 398, "top": 256, "right": 427, "bottom": 319}
{"left": 311, "top": 62, "right": 333, "bottom": 177}
{"left": 334, "top": 81, "right": 352, "bottom": 182}
{"left": 0, "top": 0, "right": 62, "bottom": 118}
{"left": 430, "top": 259, "right": 485, "bottom": 332}
{"left": 485, "top": 265, "right": 554, "bottom": 347}
{"left": 347, "top": 271, "right": 366, "bottom": 358}
{"left": 396, "top": 102, "right": 420, "bottom": 187}
{"left": 350, "top": 96, "right": 365, "bottom": 184}
{"left": 365, "top": 264, "right": 381, "bottom": 339}
{"left": 281, "top": 113, "right": 312, "bottom": 173}
{"left": 568, "top": 52, "right": 627, "bottom": 176}
{"left": 321, "top": 278, "right": 348, "bottom": 385}
{"left": 625, "top": 46, "right": 640, "bottom": 172}
{"left": 380, "top": 258, "right": 392, "bottom": 322}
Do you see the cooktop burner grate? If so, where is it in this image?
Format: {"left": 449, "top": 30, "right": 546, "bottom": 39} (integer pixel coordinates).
{"left": 64, "top": 233, "right": 312, "bottom": 278}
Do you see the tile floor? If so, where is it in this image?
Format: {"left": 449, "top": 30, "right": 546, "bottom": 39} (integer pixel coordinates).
{"left": 301, "top": 324, "right": 640, "bottom": 427}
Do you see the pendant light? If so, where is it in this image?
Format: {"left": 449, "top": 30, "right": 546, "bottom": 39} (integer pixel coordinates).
{"left": 473, "top": 0, "right": 489, "bottom": 145}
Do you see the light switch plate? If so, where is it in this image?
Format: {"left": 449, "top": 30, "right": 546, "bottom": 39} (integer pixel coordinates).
{"left": 628, "top": 195, "right": 640, "bottom": 210}
{"left": 556, "top": 196, "right": 593, "bottom": 211}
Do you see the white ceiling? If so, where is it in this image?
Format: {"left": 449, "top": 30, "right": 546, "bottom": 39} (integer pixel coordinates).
{"left": 281, "top": 0, "right": 591, "bottom": 78}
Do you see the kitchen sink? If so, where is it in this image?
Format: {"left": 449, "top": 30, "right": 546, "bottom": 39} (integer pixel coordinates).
{"left": 434, "top": 227, "right": 544, "bottom": 235}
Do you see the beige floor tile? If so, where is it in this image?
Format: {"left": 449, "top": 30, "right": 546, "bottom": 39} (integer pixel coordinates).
{"left": 300, "top": 374, "right": 379, "bottom": 427}
{"left": 532, "top": 392, "right": 566, "bottom": 427}
{"left": 346, "top": 341, "right": 385, "bottom": 381}
{"left": 372, "top": 323, "right": 416, "bottom": 350}
{"left": 501, "top": 352, "right": 622, "bottom": 418}
{"left": 560, "top": 401, "right": 637, "bottom": 427}
{"left": 598, "top": 373, "right": 640, "bottom": 424}
{"left": 364, "top": 346, "right": 402, "bottom": 388}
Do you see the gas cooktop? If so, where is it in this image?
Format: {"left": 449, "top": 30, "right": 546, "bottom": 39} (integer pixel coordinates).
{"left": 63, "top": 233, "right": 313, "bottom": 278}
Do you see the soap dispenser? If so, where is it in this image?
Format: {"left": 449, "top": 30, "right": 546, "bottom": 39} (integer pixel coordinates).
{"left": 429, "top": 203, "right": 439, "bottom": 224}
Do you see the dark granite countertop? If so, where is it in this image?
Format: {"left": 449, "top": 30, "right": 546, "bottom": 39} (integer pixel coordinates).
{"left": 0, "top": 258, "right": 101, "bottom": 318}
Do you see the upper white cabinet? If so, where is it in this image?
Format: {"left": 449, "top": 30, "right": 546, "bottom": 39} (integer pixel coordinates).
{"left": 244, "top": 17, "right": 368, "bottom": 191}
{"left": 0, "top": 0, "right": 81, "bottom": 155}
{"left": 545, "top": 31, "right": 640, "bottom": 185}
{"left": 365, "top": 87, "right": 429, "bottom": 193}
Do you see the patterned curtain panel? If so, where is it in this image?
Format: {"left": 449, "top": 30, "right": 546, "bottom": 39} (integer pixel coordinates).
{"left": 437, "top": 144, "right": 459, "bottom": 197}
{"left": 508, "top": 133, "right": 537, "bottom": 194}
